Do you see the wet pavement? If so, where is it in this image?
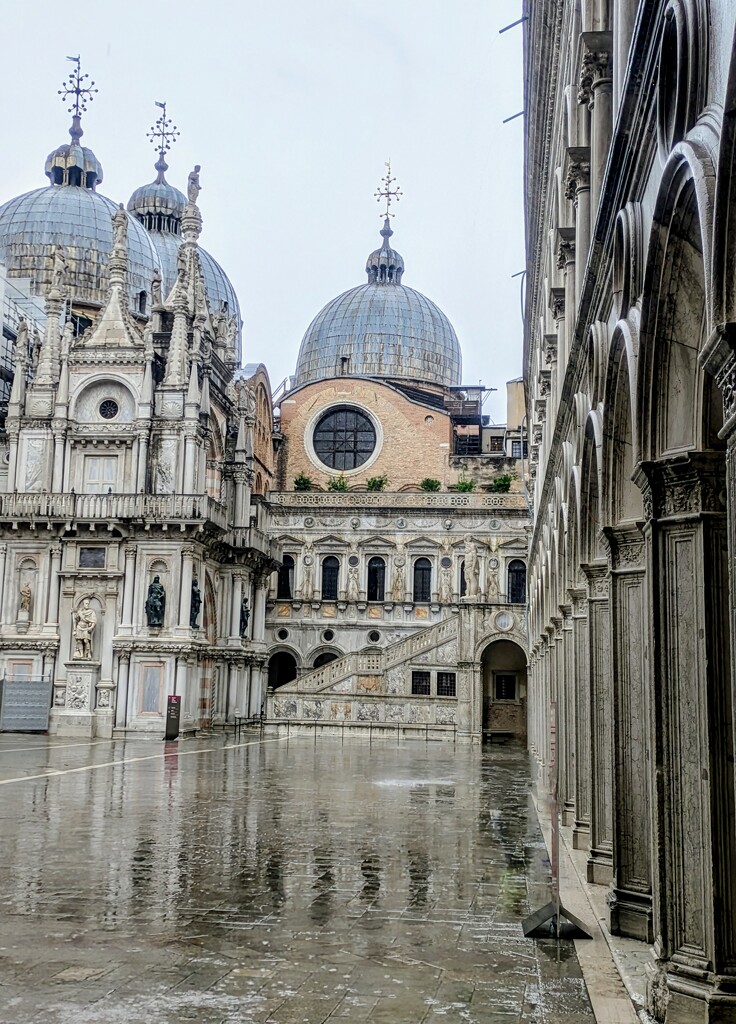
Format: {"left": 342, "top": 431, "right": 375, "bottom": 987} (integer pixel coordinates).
{"left": 0, "top": 733, "right": 594, "bottom": 1023}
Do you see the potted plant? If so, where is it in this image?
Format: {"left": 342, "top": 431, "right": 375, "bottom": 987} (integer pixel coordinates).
{"left": 366, "top": 474, "right": 389, "bottom": 491}
{"left": 490, "top": 474, "right": 514, "bottom": 493}
{"left": 327, "top": 474, "right": 349, "bottom": 492}
{"left": 454, "top": 475, "right": 476, "bottom": 493}
{"left": 419, "top": 478, "right": 441, "bottom": 492}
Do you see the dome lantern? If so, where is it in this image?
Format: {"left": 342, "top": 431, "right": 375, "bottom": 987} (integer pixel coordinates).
{"left": 45, "top": 56, "right": 103, "bottom": 190}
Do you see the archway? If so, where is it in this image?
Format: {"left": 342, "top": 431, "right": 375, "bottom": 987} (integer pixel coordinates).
{"left": 480, "top": 639, "right": 527, "bottom": 743}
{"left": 312, "top": 650, "right": 339, "bottom": 669}
{"left": 268, "top": 651, "right": 298, "bottom": 689}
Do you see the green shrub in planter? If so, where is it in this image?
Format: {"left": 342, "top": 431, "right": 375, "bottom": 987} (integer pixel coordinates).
{"left": 490, "top": 474, "right": 513, "bottom": 493}
{"left": 327, "top": 475, "right": 349, "bottom": 492}
{"left": 366, "top": 475, "right": 389, "bottom": 491}
{"left": 420, "top": 478, "right": 441, "bottom": 491}
{"left": 294, "top": 473, "right": 313, "bottom": 492}
{"left": 454, "top": 476, "right": 476, "bottom": 493}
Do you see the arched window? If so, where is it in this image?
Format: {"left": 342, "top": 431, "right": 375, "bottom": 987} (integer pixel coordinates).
{"left": 321, "top": 556, "right": 340, "bottom": 601}
{"left": 313, "top": 651, "right": 338, "bottom": 669}
{"left": 413, "top": 557, "right": 432, "bottom": 603}
{"left": 459, "top": 560, "right": 467, "bottom": 598}
{"left": 507, "top": 560, "right": 527, "bottom": 604}
{"left": 367, "top": 556, "right": 386, "bottom": 602}
{"left": 138, "top": 291, "right": 147, "bottom": 315}
{"left": 277, "top": 555, "right": 294, "bottom": 599}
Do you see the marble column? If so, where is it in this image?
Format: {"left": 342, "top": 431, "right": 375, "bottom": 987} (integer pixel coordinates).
{"left": 569, "top": 586, "right": 591, "bottom": 850}
{"left": 0, "top": 543, "right": 7, "bottom": 626}
{"left": 45, "top": 544, "right": 62, "bottom": 628}
{"left": 114, "top": 652, "right": 130, "bottom": 729}
{"left": 51, "top": 431, "right": 65, "bottom": 491}
{"left": 582, "top": 561, "right": 613, "bottom": 884}
{"left": 253, "top": 576, "right": 267, "bottom": 644}
{"left": 560, "top": 604, "right": 576, "bottom": 826}
{"left": 550, "top": 616, "right": 566, "bottom": 805}
{"left": 120, "top": 546, "right": 136, "bottom": 634}
{"left": 135, "top": 430, "right": 149, "bottom": 492}
{"left": 580, "top": 34, "right": 612, "bottom": 217}
{"left": 229, "top": 571, "right": 243, "bottom": 644}
{"left": 605, "top": 523, "right": 653, "bottom": 942}
{"left": 638, "top": 450, "right": 736, "bottom": 1022}
{"left": 565, "top": 149, "right": 591, "bottom": 313}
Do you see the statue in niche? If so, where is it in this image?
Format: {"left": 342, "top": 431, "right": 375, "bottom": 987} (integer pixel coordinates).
{"left": 145, "top": 576, "right": 166, "bottom": 627}
{"left": 30, "top": 327, "right": 42, "bottom": 372}
{"left": 187, "top": 164, "right": 202, "bottom": 205}
{"left": 439, "top": 567, "right": 452, "bottom": 604}
{"left": 487, "top": 568, "right": 500, "bottom": 602}
{"left": 464, "top": 536, "right": 480, "bottom": 598}
{"left": 347, "top": 566, "right": 360, "bottom": 602}
{"left": 151, "top": 268, "right": 162, "bottom": 308}
{"left": 51, "top": 244, "right": 67, "bottom": 291}
{"left": 61, "top": 318, "right": 74, "bottom": 356}
{"left": 19, "top": 583, "right": 32, "bottom": 614}
{"left": 112, "top": 203, "right": 127, "bottom": 250}
{"left": 301, "top": 548, "right": 314, "bottom": 601}
{"left": 177, "top": 245, "right": 188, "bottom": 282}
{"left": 239, "top": 597, "right": 250, "bottom": 637}
{"left": 73, "top": 598, "right": 97, "bottom": 660}
{"left": 190, "top": 577, "right": 202, "bottom": 629}
{"left": 391, "top": 565, "right": 405, "bottom": 603}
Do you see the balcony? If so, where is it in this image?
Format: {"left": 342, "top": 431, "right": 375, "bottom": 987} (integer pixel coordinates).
{"left": 0, "top": 492, "right": 229, "bottom": 531}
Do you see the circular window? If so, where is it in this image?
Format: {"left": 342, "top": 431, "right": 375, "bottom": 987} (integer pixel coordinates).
{"left": 313, "top": 406, "right": 376, "bottom": 470}
{"left": 368, "top": 630, "right": 381, "bottom": 644}
{"left": 277, "top": 628, "right": 289, "bottom": 641}
{"left": 440, "top": 556, "right": 452, "bottom": 569}
{"left": 348, "top": 554, "right": 360, "bottom": 567}
{"left": 322, "top": 629, "right": 335, "bottom": 642}
{"left": 99, "top": 399, "right": 119, "bottom": 420}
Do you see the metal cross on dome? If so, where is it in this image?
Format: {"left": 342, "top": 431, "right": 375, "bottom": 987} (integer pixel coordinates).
{"left": 147, "top": 101, "right": 180, "bottom": 159}
{"left": 374, "top": 161, "right": 403, "bottom": 218}
{"left": 58, "top": 55, "right": 98, "bottom": 117}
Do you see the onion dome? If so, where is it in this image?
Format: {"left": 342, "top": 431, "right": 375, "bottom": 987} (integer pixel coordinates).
{"left": 294, "top": 219, "right": 462, "bottom": 388}
{"left": 45, "top": 115, "right": 103, "bottom": 190}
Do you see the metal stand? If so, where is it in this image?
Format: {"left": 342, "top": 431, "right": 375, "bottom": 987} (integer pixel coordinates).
{"left": 523, "top": 701, "right": 592, "bottom": 940}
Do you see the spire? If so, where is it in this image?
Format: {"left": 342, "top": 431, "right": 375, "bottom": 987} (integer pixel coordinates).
{"left": 46, "top": 56, "right": 103, "bottom": 189}
{"left": 366, "top": 162, "right": 405, "bottom": 284}
{"left": 146, "top": 101, "right": 180, "bottom": 184}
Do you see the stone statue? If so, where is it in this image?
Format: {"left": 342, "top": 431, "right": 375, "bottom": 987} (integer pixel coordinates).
{"left": 151, "top": 268, "right": 162, "bottom": 307}
{"left": 487, "top": 568, "right": 500, "bottom": 602}
{"left": 30, "top": 327, "right": 42, "bottom": 372}
{"left": 19, "top": 583, "right": 32, "bottom": 613}
{"left": 145, "top": 576, "right": 166, "bottom": 627}
{"left": 347, "top": 566, "right": 360, "bottom": 602}
{"left": 112, "top": 203, "right": 127, "bottom": 250}
{"left": 61, "top": 318, "right": 74, "bottom": 357}
{"left": 391, "top": 565, "right": 405, "bottom": 603}
{"left": 51, "top": 244, "right": 67, "bottom": 291}
{"left": 239, "top": 596, "right": 250, "bottom": 637}
{"left": 190, "top": 577, "right": 202, "bottom": 629}
{"left": 464, "top": 536, "right": 480, "bottom": 598}
{"left": 73, "top": 598, "right": 97, "bottom": 660}
{"left": 439, "top": 567, "right": 452, "bottom": 604}
{"left": 187, "top": 164, "right": 201, "bottom": 205}
{"left": 177, "top": 245, "right": 188, "bottom": 282}
{"left": 301, "top": 551, "right": 314, "bottom": 601}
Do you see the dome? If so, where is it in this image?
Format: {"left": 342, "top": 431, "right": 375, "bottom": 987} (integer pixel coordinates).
{"left": 294, "top": 220, "right": 461, "bottom": 387}
{"left": 128, "top": 178, "right": 186, "bottom": 227}
{"left": 0, "top": 185, "right": 162, "bottom": 311}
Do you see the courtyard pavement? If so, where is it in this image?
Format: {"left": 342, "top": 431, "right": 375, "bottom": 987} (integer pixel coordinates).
{"left": 0, "top": 732, "right": 594, "bottom": 1024}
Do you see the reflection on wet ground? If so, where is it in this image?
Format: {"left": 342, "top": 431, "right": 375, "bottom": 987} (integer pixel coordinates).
{"left": 0, "top": 734, "right": 594, "bottom": 1023}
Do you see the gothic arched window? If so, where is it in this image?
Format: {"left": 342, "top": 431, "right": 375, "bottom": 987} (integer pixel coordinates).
{"left": 413, "top": 557, "right": 432, "bottom": 603}
{"left": 321, "top": 556, "right": 340, "bottom": 601}
{"left": 507, "top": 559, "right": 527, "bottom": 604}
{"left": 367, "top": 556, "right": 386, "bottom": 602}
{"left": 277, "top": 555, "right": 294, "bottom": 599}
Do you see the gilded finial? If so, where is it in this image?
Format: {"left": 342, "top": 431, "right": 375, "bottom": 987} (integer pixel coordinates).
{"left": 147, "top": 101, "right": 180, "bottom": 179}
{"left": 58, "top": 56, "right": 97, "bottom": 143}
{"left": 373, "top": 160, "right": 403, "bottom": 219}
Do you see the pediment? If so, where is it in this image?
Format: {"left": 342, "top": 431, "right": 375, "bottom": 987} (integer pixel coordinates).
{"left": 404, "top": 537, "right": 443, "bottom": 551}
{"left": 276, "top": 534, "right": 305, "bottom": 548}
{"left": 499, "top": 537, "right": 528, "bottom": 551}
{"left": 357, "top": 535, "right": 397, "bottom": 551}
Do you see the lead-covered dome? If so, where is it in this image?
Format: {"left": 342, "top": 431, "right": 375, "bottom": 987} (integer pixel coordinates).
{"left": 294, "top": 219, "right": 461, "bottom": 387}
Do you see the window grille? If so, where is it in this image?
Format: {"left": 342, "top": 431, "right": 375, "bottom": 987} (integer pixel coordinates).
{"left": 507, "top": 559, "right": 527, "bottom": 604}
{"left": 367, "top": 556, "right": 386, "bottom": 601}
{"left": 321, "top": 556, "right": 340, "bottom": 601}
{"left": 495, "top": 673, "right": 517, "bottom": 701}
{"left": 413, "top": 557, "right": 432, "bottom": 602}
{"left": 411, "top": 671, "right": 431, "bottom": 695}
{"left": 437, "top": 672, "right": 457, "bottom": 697}
{"left": 277, "top": 555, "right": 294, "bottom": 599}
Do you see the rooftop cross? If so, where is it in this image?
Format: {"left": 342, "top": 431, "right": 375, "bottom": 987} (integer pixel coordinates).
{"left": 373, "top": 160, "right": 403, "bottom": 219}
{"left": 147, "top": 101, "right": 180, "bottom": 165}
{"left": 58, "top": 56, "right": 98, "bottom": 118}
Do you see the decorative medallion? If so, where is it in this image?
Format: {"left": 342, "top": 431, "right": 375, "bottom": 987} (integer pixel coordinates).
{"left": 394, "top": 555, "right": 406, "bottom": 567}
{"left": 350, "top": 517, "right": 360, "bottom": 530}
{"left": 495, "top": 611, "right": 514, "bottom": 632}
{"left": 348, "top": 554, "right": 360, "bottom": 567}
{"left": 396, "top": 517, "right": 407, "bottom": 529}
{"left": 440, "top": 556, "right": 452, "bottom": 569}
{"left": 490, "top": 518, "right": 500, "bottom": 531}
{"left": 488, "top": 556, "right": 500, "bottom": 569}
{"left": 443, "top": 519, "right": 453, "bottom": 530}
{"left": 304, "top": 516, "right": 315, "bottom": 527}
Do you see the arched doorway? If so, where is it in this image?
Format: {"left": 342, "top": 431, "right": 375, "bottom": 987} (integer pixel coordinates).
{"left": 480, "top": 639, "right": 527, "bottom": 743}
{"left": 268, "top": 651, "right": 298, "bottom": 689}
{"left": 312, "top": 650, "right": 338, "bottom": 669}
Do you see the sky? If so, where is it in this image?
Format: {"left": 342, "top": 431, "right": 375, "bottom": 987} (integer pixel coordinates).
{"left": 4, "top": 0, "right": 525, "bottom": 424}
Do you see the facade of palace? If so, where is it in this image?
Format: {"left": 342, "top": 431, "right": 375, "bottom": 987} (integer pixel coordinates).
{"left": 263, "top": 220, "right": 529, "bottom": 742}
{"left": 0, "top": 95, "right": 278, "bottom": 737}
{"left": 523, "top": 0, "right": 736, "bottom": 1020}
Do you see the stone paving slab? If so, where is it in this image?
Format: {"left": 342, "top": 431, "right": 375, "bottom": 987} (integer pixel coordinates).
{"left": 0, "top": 734, "right": 595, "bottom": 1023}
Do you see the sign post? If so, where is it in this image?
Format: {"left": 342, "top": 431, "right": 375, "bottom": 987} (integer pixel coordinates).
{"left": 165, "top": 695, "right": 181, "bottom": 741}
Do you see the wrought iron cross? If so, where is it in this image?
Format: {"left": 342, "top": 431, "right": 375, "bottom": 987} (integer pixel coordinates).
{"left": 374, "top": 161, "right": 403, "bottom": 218}
{"left": 58, "top": 56, "right": 98, "bottom": 117}
{"left": 147, "top": 101, "right": 180, "bottom": 159}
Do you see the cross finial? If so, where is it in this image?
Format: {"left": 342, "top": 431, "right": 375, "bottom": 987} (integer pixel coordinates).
{"left": 147, "top": 101, "right": 180, "bottom": 170}
{"left": 58, "top": 56, "right": 98, "bottom": 118}
{"left": 374, "top": 160, "right": 403, "bottom": 218}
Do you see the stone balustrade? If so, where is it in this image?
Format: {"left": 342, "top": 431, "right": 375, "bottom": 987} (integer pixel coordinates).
{"left": 269, "top": 491, "right": 528, "bottom": 510}
{"left": 0, "top": 492, "right": 229, "bottom": 530}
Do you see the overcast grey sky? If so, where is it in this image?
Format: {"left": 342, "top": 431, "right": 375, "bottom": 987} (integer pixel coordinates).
{"left": 5, "top": 0, "right": 524, "bottom": 423}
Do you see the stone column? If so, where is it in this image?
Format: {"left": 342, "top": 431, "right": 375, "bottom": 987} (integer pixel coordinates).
{"left": 550, "top": 616, "right": 565, "bottom": 804}
{"left": 605, "top": 524, "right": 653, "bottom": 942}
{"left": 0, "top": 543, "right": 7, "bottom": 626}
{"left": 554, "top": 241, "right": 573, "bottom": 375}
{"left": 114, "top": 651, "right": 130, "bottom": 729}
{"left": 51, "top": 430, "right": 65, "bottom": 491}
{"left": 229, "top": 571, "right": 243, "bottom": 644}
{"left": 136, "top": 430, "right": 149, "bottom": 492}
{"left": 565, "top": 149, "right": 591, "bottom": 313}
{"left": 253, "top": 576, "right": 267, "bottom": 644}
{"left": 45, "top": 543, "right": 62, "bottom": 627}
{"left": 175, "top": 657, "right": 189, "bottom": 722}
{"left": 183, "top": 431, "right": 197, "bottom": 493}
{"left": 249, "top": 663, "right": 263, "bottom": 717}
{"left": 638, "top": 451, "right": 736, "bottom": 1021}
{"left": 560, "top": 604, "right": 576, "bottom": 826}
{"left": 120, "top": 545, "right": 137, "bottom": 634}
{"left": 6, "top": 428, "right": 18, "bottom": 491}
{"left": 177, "top": 548, "right": 194, "bottom": 632}
{"left": 233, "top": 469, "right": 247, "bottom": 528}
{"left": 569, "top": 586, "right": 591, "bottom": 850}
{"left": 580, "top": 35, "right": 613, "bottom": 217}
{"left": 582, "top": 561, "right": 613, "bottom": 884}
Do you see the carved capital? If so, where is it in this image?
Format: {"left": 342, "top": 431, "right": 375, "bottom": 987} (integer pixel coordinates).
{"left": 578, "top": 50, "right": 612, "bottom": 106}
{"left": 581, "top": 561, "right": 609, "bottom": 599}
{"left": 538, "top": 369, "right": 551, "bottom": 396}
{"left": 549, "top": 286, "right": 566, "bottom": 321}
{"left": 564, "top": 160, "right": 591, "bottom": 202}
{"left": 638, "top": 453, "right": 727, "bottom": 521}
{"left": 556, "top": 238, "right": 576, "bottom": 270}
{"left": 544, "top": 333, "right": 558, "bottom": 366}
{"left": 603, "top": 524, "right": 645, "bottom": 570}
{"left": 568, "top": 586, "right": 587, "bottom": 615}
